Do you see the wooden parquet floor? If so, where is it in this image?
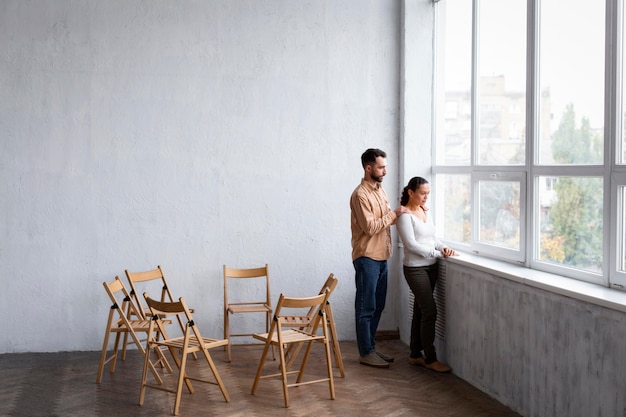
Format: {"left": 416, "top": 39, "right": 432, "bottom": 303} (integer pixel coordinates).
{"left": 0, "top": 339, "right": 521, "bottom": 417}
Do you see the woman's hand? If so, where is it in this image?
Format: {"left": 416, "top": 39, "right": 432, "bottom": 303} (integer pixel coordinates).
{"left": 441, "top": 247, "right": 458, "bottom": 257}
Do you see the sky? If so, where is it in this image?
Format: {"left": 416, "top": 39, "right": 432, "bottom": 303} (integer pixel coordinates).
{"left": 442, "top": 0, "right": 606, "bottom": 130}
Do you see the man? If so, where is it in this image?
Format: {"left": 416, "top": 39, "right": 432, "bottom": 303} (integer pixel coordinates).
{"left": 350, "top": 148, "right": 408, "bottom": 368}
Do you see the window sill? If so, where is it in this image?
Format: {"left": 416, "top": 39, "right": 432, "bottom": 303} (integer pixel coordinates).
{"left": 445, "top": 252, "right": 626, "bottom": 314}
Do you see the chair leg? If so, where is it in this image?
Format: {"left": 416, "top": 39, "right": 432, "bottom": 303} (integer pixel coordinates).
{"left": 284, "top": 340, "right": 304, "bottom": 373}
{"left": 132, "top": 334, "right": 164, "bottom": 386}
{"left": 278, "top": 342, "right": 290, "bottom": 408}
{"left": 251, "top": 338, "right": 273, "bottom": 395}
{"left": 173, "top": 314, "right": 198, "bottom": 361}
{"left": 201, "top": 349, "right": 230, "bottom": 402}
{"left": 326, "top": 306, "right": 345, "bottom": 377}
{"left": 138, "top": 341, "right": 152, "bottom": 406}
{"left": 166, "top": 345, "right": 194, "bottom": 394}
{"left": 96, "top": 320, "right": 114, "bottom": 384}
{"left": 224, "top": 312, "right": 231, "bottom": 362}
{"left": 295, "top": 340, "right": 315, "bottom": 384}
{"left": 152, "top": 344, "right": 173, "bottom": 374}
{"left": 109, "top": 331, "right": 122, "bottom": 373}
{"left": 173, "top": 350, "right": 190, "bottom": 416}
{"left": 267, "top": 311, "right": 276, "bottom": 360}
{"left": 121, "top": 329, "right": 131, "bottom": 361}
{"left": 323, "top": 337, "right": 336, "bottom": 400}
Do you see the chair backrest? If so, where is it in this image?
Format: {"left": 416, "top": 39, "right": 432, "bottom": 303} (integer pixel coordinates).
{"left": 300, "top": 273, "right": 338, "bottom": 319}
{"left": 273, "top": 289, "right": 331, "bottom": 335}
{"left": 103, "top": 276, "right": 144, "bottom": 323}
{"left": 223, "top": 264, "right": 271, "bottom": 308}
{"left": 143, "top": 293, "right": 201, "bottom": 343}
{"left": 319, "top": 273, "right": 338, "bottom": 296}
{"left": 126, "top": 266, "right": 174, "bottom": 319}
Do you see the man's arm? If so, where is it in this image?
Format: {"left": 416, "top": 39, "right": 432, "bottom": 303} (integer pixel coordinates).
{"left": 351, "top": 191, "right": 398, "bottom": 236}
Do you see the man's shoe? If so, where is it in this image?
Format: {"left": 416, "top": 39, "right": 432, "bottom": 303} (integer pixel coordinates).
{"left": 425, "top": 360, "right": 451, "bottom": 373}
{"left": 376, "top": 351, "right": 394, "bottom": 363}
{"left": 408, "top": 356, "right": 426, "bottom": 367}
{"left": 360, "top": 352, "right": 390, "bottom": 368}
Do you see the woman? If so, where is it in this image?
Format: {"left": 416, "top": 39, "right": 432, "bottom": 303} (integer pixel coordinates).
{"left": 396, "top": 176, "right": 458, "bottom": 373}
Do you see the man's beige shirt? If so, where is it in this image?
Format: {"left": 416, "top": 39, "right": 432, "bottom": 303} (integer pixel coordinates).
{"left": 350, "top": 178, "right": 398, "bottom": 262}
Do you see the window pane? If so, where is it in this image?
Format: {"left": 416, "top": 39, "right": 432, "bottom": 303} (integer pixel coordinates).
{"left": 435, "top": 0, "right": 472, "bottom": 165}
{"left": 538, "top": 1, "right": 604, "bottom": 165}
{"left": 477, "top": 0, "right": 526, "bottom": 165}
{"left": 537, "top": 176, "right": 603, "bottom": 273}
{"left": 435, "top": 174, "right": 471, "bottom": 244}
{"left": 477, "top": 180, "right": 521, "bottom": 250}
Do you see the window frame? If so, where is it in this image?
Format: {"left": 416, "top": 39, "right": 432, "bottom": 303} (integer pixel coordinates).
{"left": 611, "top": 175, "right": 626, "bottom": 288}
{"left": 433, "top": 0, "right": 625, "bottom": 289}
{"left": 472, "top": 171, "right": 526, "bottom": 263}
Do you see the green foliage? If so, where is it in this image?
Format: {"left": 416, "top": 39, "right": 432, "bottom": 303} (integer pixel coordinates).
{"left": 552, "top": 104, "right": 602, "bottom": 165}
{"left": 545, "top": 104, "right": 603, "bottom": 272}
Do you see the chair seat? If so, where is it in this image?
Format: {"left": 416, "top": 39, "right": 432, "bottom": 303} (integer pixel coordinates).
{"left": 253, "top": 329, "right": 324, "bottom": 345}
{"left": 112, "top": 318, "right": 152, "bottom": 332}
{"left": 228, "top": 304, "right": 271, "bottom": 314}
{"left": 153, "top": 336, "right": 229, "bottom": 352}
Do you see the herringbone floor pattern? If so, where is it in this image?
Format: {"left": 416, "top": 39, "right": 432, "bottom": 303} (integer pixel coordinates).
{"left": 0, "top": 340, "right": 521, "bottom": 417}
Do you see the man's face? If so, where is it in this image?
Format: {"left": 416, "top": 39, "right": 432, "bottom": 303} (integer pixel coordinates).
{"left": 366, "top": 156, "right": 387, "bottom": 183}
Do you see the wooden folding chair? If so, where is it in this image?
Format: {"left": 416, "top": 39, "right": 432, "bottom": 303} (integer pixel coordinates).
{"left": 251, "top": 289, "right": 335, "bottom": 408}
{"left": 96, "top": 276, "right": 171, "bottom": 384}
{"left": 126, "top": 266, "right": 194, "bottom": 358}
{"left": 139, "top": 294, "right": 230, "bottom": 416}
{"left": 125, "top": 266, "right": 190, "bottom": 320}
{"left": 223, "top": 264, "right": 273, "bottom": 362}
{"left": 285, "top": 273, "right": 345, "bottom": 378}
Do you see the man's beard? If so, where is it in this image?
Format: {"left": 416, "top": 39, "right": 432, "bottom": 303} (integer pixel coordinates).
{"left": 369, "top": 173, "right": 384, "bottom": 183}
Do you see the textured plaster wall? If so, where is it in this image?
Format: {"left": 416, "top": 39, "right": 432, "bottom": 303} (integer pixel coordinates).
{"left": 0, "top": 0, "right": 403, "bottom": 353}
{"left": 445, "top": 262, "right": 626, "bottom": 417}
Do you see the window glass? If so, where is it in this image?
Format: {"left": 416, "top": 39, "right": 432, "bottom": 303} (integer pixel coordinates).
{"left": 435, "top": 0, "right": 472, "bottom": 165}
{"left": 433, "top": 0, "right": 615, "bottom": 285}
{"left": 477, "top": 0, "right": 526, "bottom": 165}
{"left": 538, "top": 0, "right": 605, "bottom": 165}
{"left": 435, "top": 174, "right": 471, "bottom": 244}
{"left": 536, "top": 176, "right": 603, "bottom": 274}
{"left": 477, "top": 180, "right": 521, "bottom": 250}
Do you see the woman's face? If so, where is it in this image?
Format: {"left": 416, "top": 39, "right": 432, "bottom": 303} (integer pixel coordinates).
{"left": 409, "top": 183, "right": 431, "bottom": 207}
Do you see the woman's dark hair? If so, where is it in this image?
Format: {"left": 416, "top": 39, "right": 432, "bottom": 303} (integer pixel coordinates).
{"left": 361, "top": 148, "right": 387, "bottom": 168}
{"left": 400, "top": 176, "right": 429, "bottom": 206}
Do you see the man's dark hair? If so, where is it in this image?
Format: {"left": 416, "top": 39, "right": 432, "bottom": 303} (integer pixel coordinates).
{"left": 361, "top": 148, "right": 386, "bottom": 169}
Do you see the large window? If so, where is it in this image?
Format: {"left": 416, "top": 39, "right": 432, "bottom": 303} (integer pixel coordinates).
{"left": 434, "top": 0, "right": 626, "bottom": 288}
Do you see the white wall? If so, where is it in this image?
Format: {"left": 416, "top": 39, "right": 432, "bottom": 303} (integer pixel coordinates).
{"left": 0, "top": 0, "right": 407, "bottom": 353}
{"left": 398, "top": 0, "right": 436, "bottom": 347}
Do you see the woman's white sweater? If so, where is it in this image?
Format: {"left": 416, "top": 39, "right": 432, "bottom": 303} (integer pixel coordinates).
{"left": 396, "top": 212, "right": 445, "bottom": 267}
